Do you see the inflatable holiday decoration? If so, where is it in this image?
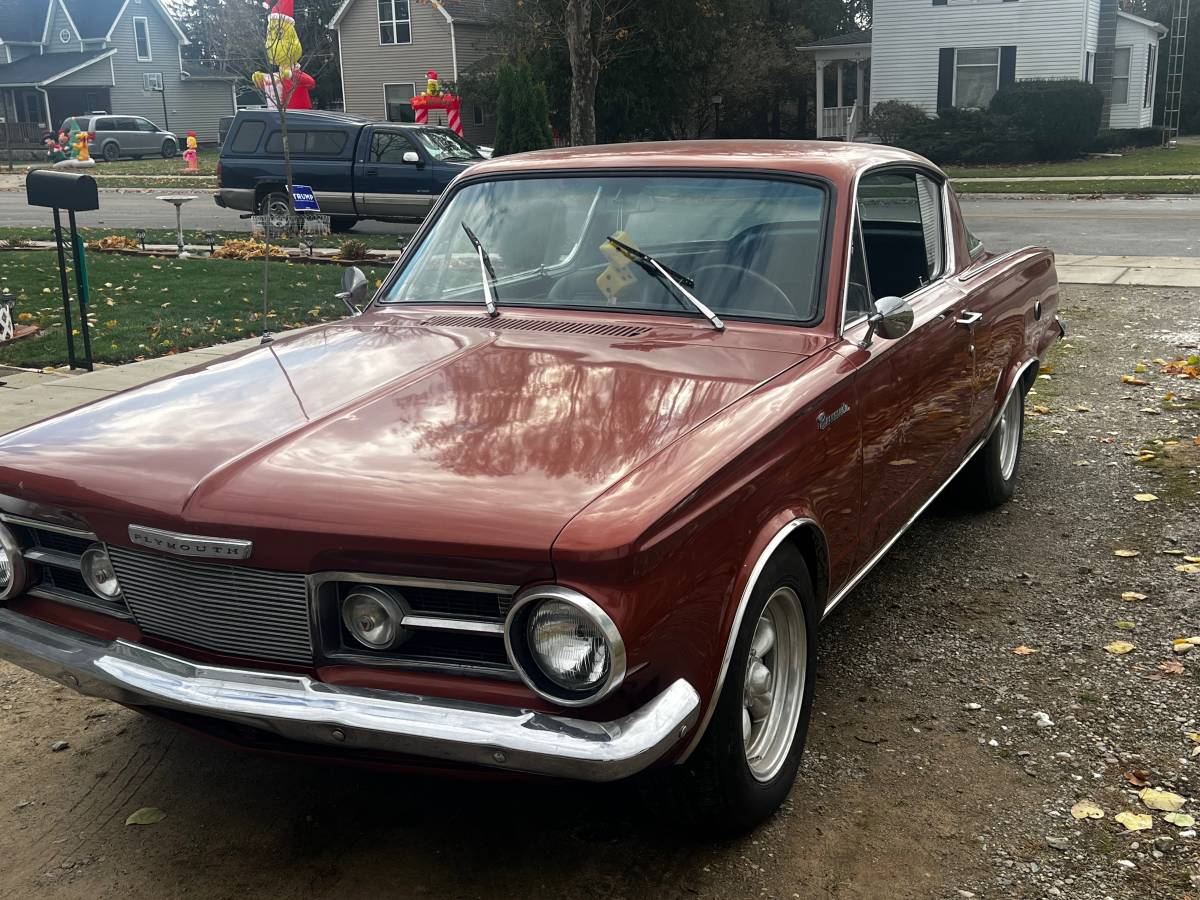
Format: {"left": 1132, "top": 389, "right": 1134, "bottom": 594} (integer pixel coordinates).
{"left": 183, "top": 132, "right": 198, "bottom": 171}
{"left": 266, "top": 0, "right": 302, "bottom": 79}
{"left": 410, "top": 70, "right": 463, "bottom": 136}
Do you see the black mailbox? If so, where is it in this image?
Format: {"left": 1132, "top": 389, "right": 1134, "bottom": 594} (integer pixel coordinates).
{"left": 26, "top": 169, "right": 99, "bottom": 212}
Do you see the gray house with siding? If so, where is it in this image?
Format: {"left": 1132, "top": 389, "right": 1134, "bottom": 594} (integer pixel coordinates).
{"left": 0, "top": 0, "right": 236, "bottom": 145}
{"left": 328, "top": 0, "right": 498, "bottom": 146}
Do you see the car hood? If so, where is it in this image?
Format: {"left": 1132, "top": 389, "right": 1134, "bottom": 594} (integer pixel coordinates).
{"left": 0, "top": 313, "right": 812, "bottom": 566}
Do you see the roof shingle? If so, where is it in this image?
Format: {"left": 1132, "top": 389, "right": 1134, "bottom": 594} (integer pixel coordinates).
{"left": 0, "top": 49, "right": 114, "bottom": 87}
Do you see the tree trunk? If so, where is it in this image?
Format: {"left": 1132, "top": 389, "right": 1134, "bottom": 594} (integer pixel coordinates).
{"left": 564, "top": 0, "right": 598, "bottom": 146}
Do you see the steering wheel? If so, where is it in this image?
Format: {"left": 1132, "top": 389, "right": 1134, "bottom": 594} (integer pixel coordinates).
{"left": 691, "top": 265, "right": 800, "bottom": 319}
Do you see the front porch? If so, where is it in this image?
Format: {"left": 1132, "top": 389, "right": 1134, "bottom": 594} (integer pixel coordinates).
{"left": 0, "top": 49, "right": 116, "bottom": 148}
{"left": 800, "top": 31, "right": 872, "bottom": 140}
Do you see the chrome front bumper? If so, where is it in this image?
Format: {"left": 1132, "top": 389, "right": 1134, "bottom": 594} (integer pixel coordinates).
{"left": 0, "top": 609, "right": 700, "bottom": 781}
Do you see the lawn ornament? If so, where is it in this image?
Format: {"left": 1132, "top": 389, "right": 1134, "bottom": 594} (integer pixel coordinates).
{"left": 0, "top": 299, "right": 13, "bottom": 342}
{"left": 54, "top": 126, "right": 95, "bottom": 168}
{"left": 266, "top": 0, "right": 303, "bottom": 79}
{"left": 43, "top": 132, "right": 66, "bottom": 164}
{"left": 183, "top": 132, "right": 199, "bottom": 171}
{"left": 411, "top": 74, "right": 463, "bottom": 136}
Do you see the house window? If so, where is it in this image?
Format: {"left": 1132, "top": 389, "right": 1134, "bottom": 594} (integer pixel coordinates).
{"left": 143, "top": 72, "right": 163, "bottom": 91}
{"left": 1112, "top": 46, "right": 1131, "bottom": 104}
{"left": 954, "top": 47, "right": 1000, "bottom": 108}
{"left": 1084, "top": 50, "right": 1095, "bottom": 83}
{"left": 378, "top": 0, "right": 411, "bottom": 45}
{"left": 472, "top": 105, "right": 483, "bottom": 127}
{"left": 133, "top": 16, "right": 152, "bottom": 61}
{"left": 383, "top": 83, "right": 416, "bottom": 122}
{"left": 1144, "top": 43, "right": 1157, "bottom": 107}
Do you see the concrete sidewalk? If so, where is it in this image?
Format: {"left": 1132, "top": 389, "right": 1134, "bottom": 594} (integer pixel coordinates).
{"left": 1056, "top": 254, "right": 1200, "bottom": 287}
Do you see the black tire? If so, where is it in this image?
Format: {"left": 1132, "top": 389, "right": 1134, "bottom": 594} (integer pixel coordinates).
{"left": 957, "top": 386, "right": 1024, "bottom": 508}
{"left": 101, "top": 142, "right": 120, "bottom": 162}
{"left": 330, "top": 216, "right": 357, "bottom": 233}
{"left": 668, "top": 544, "right": 817, "bottom": 835}
{"left": 161, "top": 139, "right": 178, "bottom": 158}
{"left": 259, "top": 191, "right": 292, "bottom": 231}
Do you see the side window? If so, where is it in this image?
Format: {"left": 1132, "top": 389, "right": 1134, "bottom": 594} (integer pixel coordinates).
{"left": 136, "top": 118, "right": 158, "bottom": 133}
{"left": 115, "top": 117, "right": 138, "bottom": 131}
{"left": 857, "top": 170, "right": 945, "bottom": 298}
{"left": 304, "top": 130, "right": 347, "bottom": 156}
{"left": 845, "top": 215, "right": 874, "bottom": 323}
{"left": 94, "top": 119, "right": 116, "bottom": 131}
{"left": 229, "top": 120, "right": 264, "bottom": 154}
{"left": 370, "top": 130, "right": 416, "bottom": 163}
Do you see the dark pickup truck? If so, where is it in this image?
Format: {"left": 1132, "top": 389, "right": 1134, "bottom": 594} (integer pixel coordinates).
{"left": 215, "top": 109, "right": 483, "bottom": 232}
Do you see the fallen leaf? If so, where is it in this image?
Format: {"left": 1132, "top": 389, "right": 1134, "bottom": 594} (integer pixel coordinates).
{"left": 125, "top": 807, "right": 166, "bottom": 826}
{"left": 1070, "top": 800, "right": 1105, "bottom": 820}
{"left": 1175, "top": 563, "right": 1200, "bottom": 574}
{"left": 1134, "top": 362, "right": 1148, "bottom": 373}
{"left": 1114, "top": 811, "right": 1153, "bottom": 831}
{"left": 1164, "top": 812, "right": 1196, "bottom": 827}
{"left": 1121, "top": 591, "right": 1148, "bottom": 601}
{"left": 1164, "top": 549, "right": 1187, "bottom": 556}
{"left": 1160, "top": 659, "right": 1186, "bottom": 674}
{"left": 1031, "top": 404, "right": 1053, "bottom": 414}
{"left": 1139, "top": 788, "right": 1187, "bottom": 812}
{"left": 1114, "top": 620, "right": 1136, "bottom": 630}
{"left": 1185, "top": 556, "right": 1200, "bottom": 563}
{"left": 1104, "top": 641, "right": 1136, "bottom": 654}
{"left": 1125, "top": 770, "right": 1153, "bottom": 787}
{"left": 1187, "top": 732, "right": 1200, "bottom": 743}
{"left": 1114, "top": 549, "right": 1140, "bottom": 558}
{"left": 1121, "top": 375, "right": 1149, "bottom": 386}
{"left": 1012, "top": 645, "right": 1039, "bottom": 655}
{"left": 1133, "top": 493, "right": 1159, "bottom": 502}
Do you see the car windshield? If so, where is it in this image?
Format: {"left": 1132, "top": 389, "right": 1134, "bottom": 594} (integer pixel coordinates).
{"left": 380, "top": 175, "right": 827, "bottom": 323}
{"left": 411, "top": 129, "right": 481, "bottom": 161}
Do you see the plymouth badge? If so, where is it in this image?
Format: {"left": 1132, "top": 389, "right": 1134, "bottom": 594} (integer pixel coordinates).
{"left": 128, "top": 525, "right": 253, "bottom": 560}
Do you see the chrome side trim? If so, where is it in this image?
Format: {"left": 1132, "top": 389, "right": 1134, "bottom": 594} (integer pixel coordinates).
{"left": 309, "top": 571, "right": 518, "bottom": 596}
{"left": 26, "top": 584, "right": 135, "bottom": 621}
{"left": 22, "top": 547, "right": 83, "bottom": 571}
{"left": 401, "top": 614, "right": 504, "bottom": 635}
{"left": 0, "top": 609, "right": 698, "bottom": 782}
{"left": 0, "top": 512, "right": 96, "bottom": 540}
{"left": 821, "top": 356, "right": 1037, "bottom": 621}
{"left": 677, "top": 517, "right": 817, "bottom": 762}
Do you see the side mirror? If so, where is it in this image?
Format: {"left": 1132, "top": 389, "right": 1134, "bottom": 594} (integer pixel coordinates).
{"left": 858, "top": 295, "right": 913, "bottom": 349}
{"left": 335, "top": 266, "right": 369, "bottom": 315}
{"left": 402, "top": 150, "right": 421, "bottom": 165}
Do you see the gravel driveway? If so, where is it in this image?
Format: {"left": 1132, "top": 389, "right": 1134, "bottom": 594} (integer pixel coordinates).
{"left": 0, "top": 283, "right": 1196, "bottom": 899}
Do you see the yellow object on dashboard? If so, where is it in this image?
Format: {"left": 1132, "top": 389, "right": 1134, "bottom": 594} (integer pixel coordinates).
{"left": 596, "top": 231, "right": 639, "bottom": 302}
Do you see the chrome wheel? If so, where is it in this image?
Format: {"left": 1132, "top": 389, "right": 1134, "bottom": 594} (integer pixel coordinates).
{"left": 997, "top": 390, "right": 1022, "bottom": 481}
{"left": 742, "top": 586, "right": 807, "bottom": 783}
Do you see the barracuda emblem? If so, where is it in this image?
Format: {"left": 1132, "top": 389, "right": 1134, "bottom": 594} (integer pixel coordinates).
{"left": 128, "top": 525, "right": 253, "bottom": 560}
{"left": 817, "top": 403, "right": 850, "bottom": 431}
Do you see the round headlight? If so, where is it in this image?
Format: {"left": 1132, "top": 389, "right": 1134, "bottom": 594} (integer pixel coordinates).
{"left": 80, "top": 543, "right": 121, "bottom": 600}
{"left": 505, "top": 587, "right": 626, "bottom": 706}
{"left": 0, "top": 523, "right": 28, "bottom": 602}
{"left": 341, "top": 586, "right": 408, "bottom": 650}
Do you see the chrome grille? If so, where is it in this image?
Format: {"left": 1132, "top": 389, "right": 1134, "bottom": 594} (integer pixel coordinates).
{"left": 108, "top": 547, "right": 312, "bottom": 665}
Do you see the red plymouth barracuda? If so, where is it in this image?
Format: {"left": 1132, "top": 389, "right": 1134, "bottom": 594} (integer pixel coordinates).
{"left": 0, "top": 142, "right": 1063, "bottom": 831}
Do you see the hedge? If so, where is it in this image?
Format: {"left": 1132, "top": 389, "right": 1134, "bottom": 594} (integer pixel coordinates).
{"left": 989, "top": 80, "right": 1103, "bottom": 160}
{"left": 895, "top": 107, "right": 1037, "bottom": 165}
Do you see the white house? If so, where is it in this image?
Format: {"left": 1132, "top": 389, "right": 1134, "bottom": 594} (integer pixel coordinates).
{"left": 801, "top": 0, "right": 1167, "bottom": 138}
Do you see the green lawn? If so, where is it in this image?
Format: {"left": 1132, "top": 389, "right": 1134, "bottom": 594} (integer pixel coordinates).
{"left": 0, "top": 226, "right": 404, "bottom": 253}
{"left": 25, "top": 148, "right": 220, "bottom": 177}
{"left": 0, "top": 251, "right": 356, "bottom": 369}
{"left": 953, "top": 178, "right": 1200, "bottom": 195}
{"left": 944, "top": 144, "right": 1200, "bottom": 179}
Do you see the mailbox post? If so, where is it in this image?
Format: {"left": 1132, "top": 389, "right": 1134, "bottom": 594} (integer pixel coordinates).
{"left": 26, "top": 170, "right": 99, "bottom": 371}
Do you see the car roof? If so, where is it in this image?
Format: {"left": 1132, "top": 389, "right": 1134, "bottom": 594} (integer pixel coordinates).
{"left": 464, "top": 140, "right": 937, "bottom": 182}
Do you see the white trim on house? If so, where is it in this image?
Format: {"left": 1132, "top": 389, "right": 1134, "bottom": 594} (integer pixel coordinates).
{"left": 54, "top": 0, "right": 82, "bottom": 45}
{"left": 0, "top": 48, "right": 117, "bottom": 87}
{"left": 104, "top": 0, "right": 133, "bottom": 40}
{"left": 381, "top": 81, "right": 417, "bottom": 120}
{"left": 1111, "top": 44, "right": 1131, "bottom": 105}
{"left": 132, "top": 16, "right": 152, "bottom": 61}
{"left": 1116, "top": 9, "right": 1169, "bottom": 35}
{"left": 336, "top": 27, "right": 347, "bottom": 110}
{"left": 41, "top": 1, "right": 57, "bottom": 45}
{"left": 950, "top": 46, "right": 1001, "bottom": 109}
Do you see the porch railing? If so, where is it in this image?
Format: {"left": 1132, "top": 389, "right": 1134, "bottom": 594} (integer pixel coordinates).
{"left": 820, "top": 106, "right": 854, "bottom": 139}
{"left": 0, "top": 123, "right": 48, "bottom": 149}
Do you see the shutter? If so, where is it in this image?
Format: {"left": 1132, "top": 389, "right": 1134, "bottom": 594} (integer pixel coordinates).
{"left": 1000, "top": 46, "right": 1017, "bottom": 87}
{"left": 937, "top": 48, "right": 955, "bottom": 110}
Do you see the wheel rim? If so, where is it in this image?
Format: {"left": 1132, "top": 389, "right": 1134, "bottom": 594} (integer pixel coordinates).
{"left": 104, "top": 145, "right": 118, "bottom": 161}
{"left": 742, "top": 586, "right": 807, "bottom": 783}
{"left": 997, "top": 390, "right": 1022, "bottom": 481}
{"left": 265, "top": 198, "right": 291, "bottom": 231}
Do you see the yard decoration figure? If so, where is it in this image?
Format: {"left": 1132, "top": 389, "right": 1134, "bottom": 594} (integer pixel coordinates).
{"left": 266, "top": 0, "right": 303, "bottom": 79}
{"left": 183, "top": 132, "right": 199, "bottom": 171}
{"left": 410, "top": 71, "right": 463, "bottom": 136}
{"left": 44, "top": 132, "right": 66, "bottom": 164}
{"left": 54, "top": 125, "right": 95, "bottom": 168}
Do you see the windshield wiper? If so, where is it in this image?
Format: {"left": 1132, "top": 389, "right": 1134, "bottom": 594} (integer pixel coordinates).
{"left": 461, "top": 221, "right": 499, "bottom": 317}
{"left": 604, "top": 235, "right": 723, "bottom": 331}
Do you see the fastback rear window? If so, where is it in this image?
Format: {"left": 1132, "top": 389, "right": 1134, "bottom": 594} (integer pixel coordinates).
{"left": 229, "top": 121, "right": 265, "bottom": 154}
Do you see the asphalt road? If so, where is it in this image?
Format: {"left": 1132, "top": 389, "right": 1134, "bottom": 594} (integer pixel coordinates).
{"left": 0, "top": 189, "right": 1197, "bottom": 257}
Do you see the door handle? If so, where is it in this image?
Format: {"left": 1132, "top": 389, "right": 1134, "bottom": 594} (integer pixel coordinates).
{"left": 955, "top": 311, "right": 983, "bottom": 327}
{"left": 365, "top": 168, "right": 378, "bottom": 176}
